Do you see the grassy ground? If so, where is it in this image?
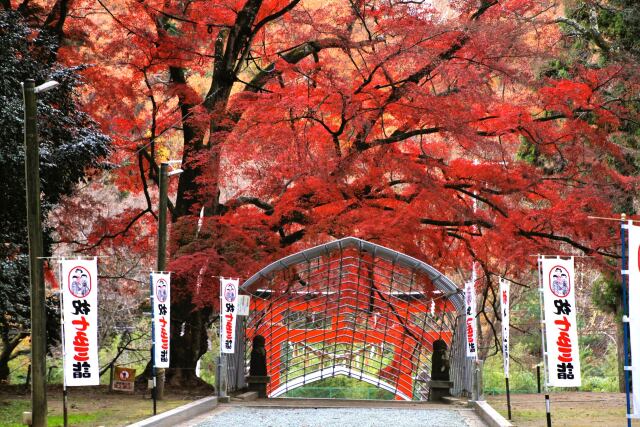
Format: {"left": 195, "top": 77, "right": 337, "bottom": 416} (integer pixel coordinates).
{"left": 487, "top": 392, "right": 640, "bottom": 426}
{"left": 0, "top": 385, "right": 209, "bottom": 427}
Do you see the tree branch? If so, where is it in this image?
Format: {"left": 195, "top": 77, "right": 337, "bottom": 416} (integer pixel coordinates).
{"left": 251, "top": 0, "right": 301, "bottom": 36}
{"left": 245, "top": 38, "right": 382, "bottom": 93}
{"left": 420, "top": 218, "right": 493, "bottom": 228}
{"left": 370, "top": 127, "right": 442, "bottom": 147}
{"left": 516, "top": 228, "right": 618, "bottom": 258}
{"left": 74, "top": 209, "right": 153, "bottom": 252}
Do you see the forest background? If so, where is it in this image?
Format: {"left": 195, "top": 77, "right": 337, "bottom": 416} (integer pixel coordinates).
{"left": 1, "top": 0, "right": 639, "bottom": 399}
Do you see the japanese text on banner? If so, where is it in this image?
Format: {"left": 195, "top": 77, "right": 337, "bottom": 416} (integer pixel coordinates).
{"left": 627, "top": 222, "right": 640, "bottom": 414}
{"left": 151, "top": 272, "right": 171, "bottom": 368}
{"left": 541, "top": 257, "right": 581, "bottom": 387}
{"left": 61, "top": 259, "right": 99, "bottom": 386}
{"left": 465, "top": 281, "right": 478, "bottom": 358}
{"left": 220, "top": 278, "right": 239, "bottom": 354}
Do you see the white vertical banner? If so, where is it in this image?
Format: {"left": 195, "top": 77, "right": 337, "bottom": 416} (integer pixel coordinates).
{"left": 151, "top": 272, "right": 171, "bottom": 368}
{"left": 220, "top": 278, "right": 239, "bottom": 354}
{"left": 499, "top": 278, "right": 510, "bottom": 378}
{"left": 541, "top": 257, "right": 581, "bottom": 387}
{"left": 61, "top": 258, "right": 99, "bottom": 386}
{"left": 627, "top": 221, "right": 640, "bottom": 414}
{"left": 465, "top": 280, "right": 478, "bottom": 358}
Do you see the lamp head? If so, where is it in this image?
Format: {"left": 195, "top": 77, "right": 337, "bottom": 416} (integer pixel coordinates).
{"left": 34, "top": 80, "right": 60, "bottom": 94}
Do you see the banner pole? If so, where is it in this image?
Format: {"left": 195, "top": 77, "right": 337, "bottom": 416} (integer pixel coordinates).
{"left": 621, "top": 215, "right": 632, "bottom": 427}
{"left": 500, "top": 277, "right": 511, "bottom": 420}
{"left": 218, "top": 279, "right": 226, "bottom": 398}
{"left": 545, "top": 394, "right": 551, "bottom": 427}
{"left": 58, "top": 262, "right": 68, "bottom": 427}
{"left": 538, "top": 255, "right": 552, "bottom": 427}
{"left": 505, "top": 377, "right": 512, "bottom": 420}
{"left": 149, "top": 273, "right": 157, "bottom": 415}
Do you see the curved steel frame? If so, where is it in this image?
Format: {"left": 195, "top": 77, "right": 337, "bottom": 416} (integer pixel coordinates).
{"left": 231, "top": 237, "right": 473, "bottom": 399}
{"left": 242, "top": 237, "right": 464, "bottom": 311}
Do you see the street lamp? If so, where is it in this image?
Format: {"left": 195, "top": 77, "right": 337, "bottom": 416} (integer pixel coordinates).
{"left": 22, "top": 79, "right": 59, "bottom": 427}
{"left": 152, "top": 161, "right": 182, "bottom": 413}
{"left": 157, "top": 161, "right": 182, "bottom": 273}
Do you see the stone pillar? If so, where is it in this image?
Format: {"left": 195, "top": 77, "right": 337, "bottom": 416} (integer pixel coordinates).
{"left": 472, "top": 359, "right": 484, "bottom": 401}
{"left": 216, "top": 356, "right": 227, "bottom": 398}
{"left": 428, "top": 339, "right": 453, "bottom": 401}
{"left": 247, "top": 335, "right": 270, "bottom": 398}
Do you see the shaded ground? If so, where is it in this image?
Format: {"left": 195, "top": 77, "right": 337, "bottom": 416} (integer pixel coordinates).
{"left": 0, "top": 384, "right": 209, "bottom": 427}
{"left": 487, "top": 392, "right": 638, "bottom": 426}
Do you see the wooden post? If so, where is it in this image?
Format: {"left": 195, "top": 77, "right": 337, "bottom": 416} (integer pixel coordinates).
{"left": 23, "top": 79, "right": 47, "bottom": 427}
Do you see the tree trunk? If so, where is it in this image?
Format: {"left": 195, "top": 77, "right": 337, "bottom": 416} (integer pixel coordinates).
{"left": 166, "top": 298, "right": 213, "bottom": 388}
{"left": 0, "top": 333, "right": 28, "bottom": 382}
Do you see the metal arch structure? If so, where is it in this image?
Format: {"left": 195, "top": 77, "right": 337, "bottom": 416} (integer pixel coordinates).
{"left": 229, "top": 237, "right": 473, "bottom": 399}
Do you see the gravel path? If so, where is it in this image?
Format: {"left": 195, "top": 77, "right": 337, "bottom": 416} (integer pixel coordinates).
{"left": 193, "top": 406, "right": 473, "bottom": 427}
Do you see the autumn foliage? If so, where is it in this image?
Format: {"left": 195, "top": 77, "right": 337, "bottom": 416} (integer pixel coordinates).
{"left": 12, "top": 0, "right": 639, "bottom": 380}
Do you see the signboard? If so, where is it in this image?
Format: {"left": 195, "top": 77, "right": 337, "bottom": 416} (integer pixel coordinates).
{"left": 464, "top": 280, "right": 478, "bottom": 358}
{"left": 237, "top": 295, "right": 250, "bottom": 316}
{"left": 112, "top": 366, "right": 136, "bottom": 392}
{"left": 61, "top": 258, "right": 100, "bottom": 386}
{"left": 627, "top": 222, "right": 640, "bottom": 414}
{"left": 151, "top": 272, "right": 170, "bottom": 368}
{"left": 540, "top": 257, "right": 581, "bottom": 387}
{"left": 220, "top": 278, "right": 239, "bottom": 354}
{"left": 499, "top": 278, "right": 510, "bottom": 378}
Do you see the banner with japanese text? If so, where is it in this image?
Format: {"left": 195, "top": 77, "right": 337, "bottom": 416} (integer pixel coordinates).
{"left": 220, "top": 278, "right": 239, "bottom": 354}
{"left": 61, "top": 258, "right": 99, "bottom": 386}
{"left": 465, "top": 281, "right": 478, "bottom": 358}
{"left": 500, "top": 278, "right": 510, "bottom": 378}
{"left": 541, "top": 257, "right": 581, "bottom": 387}
{"left": 151, "top": 272, "right": 170, "bottom": 368}
{"left": 627, "top": 222, "right": 640, "bottom": 414}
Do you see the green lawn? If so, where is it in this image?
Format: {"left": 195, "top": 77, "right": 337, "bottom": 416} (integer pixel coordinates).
{"left": 0, "top": 389, "right": 198, "bottom": 427}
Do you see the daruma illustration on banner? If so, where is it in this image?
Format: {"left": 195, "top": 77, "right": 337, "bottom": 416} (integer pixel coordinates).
{"left": 627, "top": 222, "right": 640, "bottom": 415}
{"left": 541, "top": 257, "right": 581, "bottom": 387}
{"left": 61, "top": 259, "right": 99, "bottom": 386}
{"left": 499, "top": 278, "right": 510, "bottom": 378}
{"left": 465, "top": 281, "right": 478, "bottom": 358}
{"left": 151, "top": 272, "right": 170, "bottom": 368}
{"left": 220, "top": 278, "right": 239, "bottom": 354}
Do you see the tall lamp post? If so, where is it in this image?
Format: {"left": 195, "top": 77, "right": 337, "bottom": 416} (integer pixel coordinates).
{"left": 23, "top": 78, "right": 59, "bottom": 427}
{"left": 153, "top": 161, "right": 182, "bottom": 410}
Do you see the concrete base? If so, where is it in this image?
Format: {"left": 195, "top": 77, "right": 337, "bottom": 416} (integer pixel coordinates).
{"left": 22, "top": 411, "right": 32, "bottom": 426}
{"left": 246, "top": 375, "right": 270, "bottom": 398}
{"left": 237, "top": 391, "right": 258, "bottom": 401}
{"left": 218, "top": 396, "right": 231, "bottom": 403}
{"left": 440, "top": 396, "right": 465, "bottom": 406}
{"left": 127, "top": 396, "right": 217, "bottom": 427}
{"left": 472, "top": 400, "right": 513, "bottom": 427}
{"left": 427, "top": 380, "right": 453, "bottom": 402}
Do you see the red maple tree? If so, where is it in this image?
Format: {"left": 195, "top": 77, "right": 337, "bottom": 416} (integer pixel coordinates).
{"left": 33, "top": 0, "right": 639, "bottom": 383}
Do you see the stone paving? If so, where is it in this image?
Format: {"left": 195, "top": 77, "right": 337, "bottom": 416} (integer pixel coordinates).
{"left": 185, "top": 398, "right": 486, "bottom": 427}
